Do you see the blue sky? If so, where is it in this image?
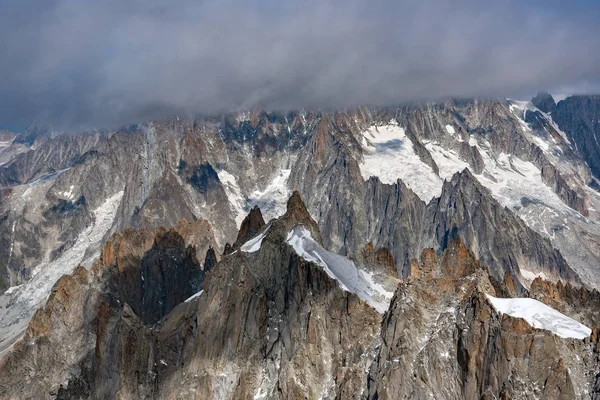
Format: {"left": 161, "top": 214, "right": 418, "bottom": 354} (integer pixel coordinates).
{"left": 0, "top": 0, "right": 599, "bottom": 131}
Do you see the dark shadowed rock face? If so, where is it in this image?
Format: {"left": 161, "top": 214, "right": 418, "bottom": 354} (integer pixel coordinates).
{"left": 551, "top": 95, "right": 600, "bottom": 179}
{"left": 532, "top": 92, "right": 557, "bottom": 114}
{"left": 179, "top": 161, "right": 221, "bottom": 196}
{"left": 203, "top": 246, "right": 217, "bottom": 271}
{"left": 222, "top": 242, "right": 234, "bottom": 256}
{"left": 107, "top": 227, "right": 203, "bottom": 326}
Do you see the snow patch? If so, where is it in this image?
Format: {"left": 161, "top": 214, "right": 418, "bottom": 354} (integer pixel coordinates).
{"left": 445, "top": 125, "right": 455, "bottom": 134}
{"left": 426, "top": 138, "right": 567, "bottom": 213}
{"left": 241, "top": 225, "right": 271, "bottom": 253}
{"left": 520, "top": 269, "right": 549, "bottom": 282}
{"left": 62, "top": 185, "right": 75, "bottom": 200}
{"left": 359, "top": 124, "right": 443, "bottom": 202}
{"left": 486, "top": 294, "right": 591, "bottom": 340}
{"left": 247, "top": 169, "right": 291, "bottom": 222}
{"left": 285, "top": 226, "right": 395, "bottom": 314}
{"left": 219, "top": 169, "right": 292, "bottom": 227}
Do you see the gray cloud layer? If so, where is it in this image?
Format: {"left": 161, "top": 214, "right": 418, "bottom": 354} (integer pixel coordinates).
{"left": 1, "top": 0, "right": 599, "bottom": 130}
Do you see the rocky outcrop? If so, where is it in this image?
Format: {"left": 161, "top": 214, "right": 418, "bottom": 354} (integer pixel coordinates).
{"left": 529, "top": 276, "right": 600, "bottom": 329}
{"left": 354, "top": 242, "right": 397, "bottom": 276}
{"left": 366, "top": 241, "right": 597, "bottom": 400}
{"left": 233, "top": 205, "right": 265, "bottom": 249}
{"left": 0, "top": 222, "right": 210, "bottom": 398}
{"left": 428, "top": 169, "right": 578, "bottom": 284}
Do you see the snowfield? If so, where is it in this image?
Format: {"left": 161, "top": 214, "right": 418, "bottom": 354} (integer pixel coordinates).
{"left": 486, "top": 294, "right": 591, "bottom": 340}
{"left": 359, "top": 123, "right": 443, "bottom": 202}
{"left": 217, "top": 169, "right": 247, "bottom": 227}
{"left": 218, "top": 169, "right": 292, "bottom": 228}
{"left": 286, "top": 225, "right": 396, "bottom": 314}
{"left": 247, "top": 169, "right": 291, "bottom": 223}
{"left": 240, "top": 225, "right": 270, "bottom": 253}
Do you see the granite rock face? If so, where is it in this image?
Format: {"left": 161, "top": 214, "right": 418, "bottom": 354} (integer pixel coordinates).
{"left": 0, "top": 194, "right": 388, "bottom": 399}
{"left": 1, "top": 196, "right": 598, "bottom": 399}
{"left": 532, "top": 92, "right": 557, "bottom": 114}
{"left": 233, "top": 205, "right": 265, "bottom": 249}
{"left": 366, "top": 239, "right": 599, "bottom": 400}
{"left": 551, "top": 95, "right": 600, "bottom": 180}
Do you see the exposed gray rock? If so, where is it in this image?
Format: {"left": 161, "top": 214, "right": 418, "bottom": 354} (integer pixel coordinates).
{"left": 532, "top": 92, "right": 557, "bottom": 114}
{"left": 551, "top": 95, "right": 600, "bottom": 180}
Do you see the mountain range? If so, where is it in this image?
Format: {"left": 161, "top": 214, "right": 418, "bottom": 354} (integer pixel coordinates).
{"left": 1, "top": 93, "right": 600, "bottom": 399}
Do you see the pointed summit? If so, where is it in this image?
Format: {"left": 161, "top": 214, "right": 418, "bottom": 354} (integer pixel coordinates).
{"left": 286, "top": 190, "right": 310, "bottom": 219}
{"left": 532, "top": 92, "right": 556, "bottom": 114}
{"left": 279, "top": 190, "right": 323, "bottom": 245}
{"left": 234, "top": 206, "right": 266, "bottom": 249}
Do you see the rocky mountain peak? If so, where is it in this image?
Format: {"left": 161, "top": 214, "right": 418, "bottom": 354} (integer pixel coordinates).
{"left": 3, "top": 97, "right": 600, "bottom": 398}
{"left": 286, "top": 190, "right": 308, "bottom": 215}
{"left": 410, "top": 236, "right": 481, "bottom": 280}
{"left": 153, "top": 226, "right": 186, "bottom": 249}
{"left": 234, "top": 205, "right": 265, "bottom": 249}
{"left": 355, "top": 242, "right": 397, "bottom": 275}
{"left": 281, "top": 190, "right": 323, "bottom": 244}
{"left": 532, "top": 91, "right": 557, "bottom": 113}
{"left": 439, "top": 236, "right": 481, "bottom": 279}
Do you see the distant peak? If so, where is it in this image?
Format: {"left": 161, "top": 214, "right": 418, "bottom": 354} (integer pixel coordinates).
{"left": 531, "top": 92, "right": 556, "bottom": 113}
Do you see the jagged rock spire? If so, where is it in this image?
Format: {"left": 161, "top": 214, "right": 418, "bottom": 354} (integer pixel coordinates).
{"left": 233, "top": 206, "right": 265, "bottom": 249}
{"left": 281, "top": 190, "right": 324, "bottom": 245}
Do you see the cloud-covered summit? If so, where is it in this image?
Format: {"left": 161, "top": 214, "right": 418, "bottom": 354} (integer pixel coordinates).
{"left": 1, "top": 0, "right": 599, "bottom": 130}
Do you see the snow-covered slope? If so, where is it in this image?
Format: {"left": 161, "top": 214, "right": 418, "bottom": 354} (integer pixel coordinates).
{"left": 217, "top": 169, "right": 247, "bottom": 227}
{"left": 0, "top": 190, "right": 124, "bottom": 356}
{"left": 359, "top": 123, "right": 442, "bottom": 202}
{"left": 486, "top": 294, "right": 591, "bottom": 339}
{"left": 286, "top": 225, "right": 396, "bottom": 313}
{"left": 240, "top": 225, "right": 270, "bottom": 253}
{"left": 246, "top": 170, "right": 292, "bottom": 223}
{"left": 218, "top": 169, "right": 292, "bottom": 228}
